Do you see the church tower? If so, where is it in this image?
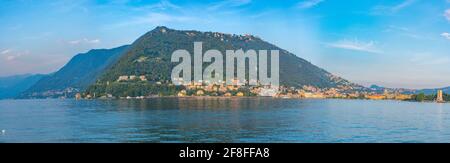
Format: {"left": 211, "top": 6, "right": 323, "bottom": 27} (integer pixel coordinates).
{"left": 437, "top": 90, "right": 444, "bottom": 103}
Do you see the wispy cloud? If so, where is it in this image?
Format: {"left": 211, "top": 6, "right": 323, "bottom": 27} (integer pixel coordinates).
{"left": 1, "top": 49, "right": 11, "bottom": 55}
{"left": 130, "top": 0, "right": 181, "bottom": 11}
{"left": 384, "top": 25, "right": 426, "bottom": 39}
{"left": 441, "top": 32, "right": 450, "bottom": 40}
{"left": 390, "top": 0, "right": 416, "bottom": 12}
{"left": 0, "top": 49, "right": 29, "bottom": 62}
{"left": 328, "top": 39, "right": 383, "bottom": 54}
{"left": 371, "top": 0, "right": 416, "bottom": 15}
{"left": 386, "top": 25, "right": 410, "bottom": 32}
{"left": 50, "top": 0, "right": 89, "bottom": 13}
{"left": 445, "top": 9, "right": 450, "bottom": 22}
{"left": 112, "top": 12, "right": 197, "bottom": 28}
{"left": 297, "top": 0, "right": 324, "bottom": 9}
{"left": 5, "top": 55, "right": 19, "bottom": 61}
{"left": 68, "top": 38, "right": 101, "bottom": 45}
{"left": 207, "top": 0, "right": 251, "bottom": 11}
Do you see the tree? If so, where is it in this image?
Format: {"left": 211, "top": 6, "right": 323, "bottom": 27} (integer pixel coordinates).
{"left": 415, "top": 93, "right": 425, "bottom": 102}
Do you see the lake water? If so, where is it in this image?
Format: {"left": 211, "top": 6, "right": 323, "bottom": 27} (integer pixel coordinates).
{"left": 0, "top": 98, "right": 449, "bottom": 143}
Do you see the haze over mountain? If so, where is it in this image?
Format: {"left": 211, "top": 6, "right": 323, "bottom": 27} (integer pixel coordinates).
{"left": 416, "top": 87, "right": 450, "bottom": 95}
{"left": 19, "top": 45, "right": 129, "bottom": 98}
{"left": 0, "top": 74, "right": 46, "bottom": 99}
{"left": 370, "top": 84, "right": 450, "bottom": 95}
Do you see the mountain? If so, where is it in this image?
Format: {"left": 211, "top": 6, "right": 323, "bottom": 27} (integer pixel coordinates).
{"left": 369, "top": 84, "right": 450, "bottom": 95}
{"left": 0, "top": 74, "right": 46, "bottom": 99}
{"left": 86, "top": 26, "right": 360, "bottom": 97}
{"left": 369, "top": 84, "right": 416, "bottom": 94}
{"left": 19, "top": 45, "right": 130, "bottom": 98}
{"left": 416, "top": 87, "right": 450, "bottom": 95}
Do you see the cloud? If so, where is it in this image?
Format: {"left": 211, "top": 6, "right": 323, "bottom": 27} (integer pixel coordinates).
{"left": 445, "top": 9, "right": 450, "bottom": 22}
{"left": 328, "top": 39, "right": 383, "bottom": 54}
{"left": 6, "top": 55, "right": 19, "bottom": 61}
{"left": 297, "top": 0, "right": 324, "bottom": 9}
{"left": 0, "top": 49, "right": 29, "bottom": 62}
{"left": 207, "top": 0, "right": 251, "bottom": 11}
{"left": 386, "top": 25, "right": 409, "bottom": 32}
{"left": 441, "top": 32, "right": 450, "bottom": 40}
{"left": 68, "top": 38, "right": 101, "bottom": 45}
{"left": 1, "top": 49, "right": 11, "bottom": 55}
{"left": 130, "top": 0, "right": 181, "bottom": 11}
{"left": 50, "top": 0, "right": 89, "bottom": 13}
{"left": 371, "top": 0, "right": 416, "bottom": 15}
{"left": 384, "top": 25, "right": 425, "bottom": 39}
{"left": 390, "top": 0, "right": 416, "bottom": 12}
{"left": 113, "top": 12, "right": 197, "bottom": 28}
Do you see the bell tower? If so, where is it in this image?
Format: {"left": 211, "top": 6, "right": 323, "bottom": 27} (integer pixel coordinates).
{"left": 437, "top": 90, "right": 444, "bottom": 103}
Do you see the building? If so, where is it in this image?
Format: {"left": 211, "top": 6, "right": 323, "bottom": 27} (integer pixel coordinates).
{"left": 85, "top": 94, "right": 92, "bottom": 99}
{"left": 365, "top": 94, "right": 386, "bottom": 100}
{"left": 177, "top": 90, "right": 187, "bottom": 97}
{"left": 117, "top": 76, "right": 129, "bottom": 82}
{"left": 437, "top": 90, "right": 444, "bottom": 103}
{"left": 75, "top": 93, "right": 82, "bottom": 100}
{"left": 139, "top": 75, "right": 147, "bottom": 81}
{"left": 196, "top": 90, "right": 204, "bottom": 96}
{"left": 394, "top": 94, "right": 412, "bottom": 100}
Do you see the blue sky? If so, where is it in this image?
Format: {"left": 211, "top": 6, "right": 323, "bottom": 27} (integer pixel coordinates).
{"left": 1, "top": 0, "right": 450, "bottom": 89}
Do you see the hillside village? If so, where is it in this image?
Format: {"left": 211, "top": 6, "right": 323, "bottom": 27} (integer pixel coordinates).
{"left": 78, "top": 74, "right": 448, "bottom": 103}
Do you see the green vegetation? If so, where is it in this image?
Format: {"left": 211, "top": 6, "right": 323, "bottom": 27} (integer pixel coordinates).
{"left": 0, "top": 74, "right": 46, "bottom": 99}
{"left": 410, "top": 93, "right": 450, "bottom": 102}
{"left": 98, "top": 26, "right": 361, "bottom": 87}
{"left": 86, "top": 81, "right": 181, "bottom": 97}
{"left": 87, "top": 26, "right": 360, "bottom": 98}
{"left": 20, "top": 45, "right": 130, "bottom": 98}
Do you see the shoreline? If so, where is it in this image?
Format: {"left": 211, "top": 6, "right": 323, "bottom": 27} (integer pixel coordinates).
{"left": 4, "top": 96, "right": 448, "bottom": 104}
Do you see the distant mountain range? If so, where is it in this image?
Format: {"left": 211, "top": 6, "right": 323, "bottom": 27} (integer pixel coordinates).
{"left": 18, "top": 45, "right": 129, "bottom": 98}
{"left": 416, "top": 87, "right": 450, "bottom": 95}
{"left": 1, "top": 26, "right": 447, "bottom": 99}
{"left": 0, "top": 74, "right": 46, "bottom": 99}
{"left": 369, "top": 85, "right": 450, "bottom": 95}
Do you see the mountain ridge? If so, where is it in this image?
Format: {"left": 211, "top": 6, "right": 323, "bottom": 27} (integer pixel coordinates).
{"left": 85, "top": 26, "right": 363, "bottom": 97}
{"left": 0, "top": 74, "right": 46, "bottom": 99}
{"left": 19, "top": 45, "right": 130, "bottom": 98}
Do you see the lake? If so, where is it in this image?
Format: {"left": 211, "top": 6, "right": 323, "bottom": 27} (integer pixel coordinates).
{"left": 0, "top": 98, "right": 449, "bottom": 143}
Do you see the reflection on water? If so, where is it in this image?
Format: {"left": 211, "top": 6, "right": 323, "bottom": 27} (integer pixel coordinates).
{"left": 1, "top": 98, "right": 450, "bottom": 143}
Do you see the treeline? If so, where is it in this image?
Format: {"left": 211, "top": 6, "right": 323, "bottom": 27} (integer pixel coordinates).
{"left": 85, "top": 81, "right": 257, "bottom": 98}
{"left": 410, "top": 93, "right": 450, "bottom": 102}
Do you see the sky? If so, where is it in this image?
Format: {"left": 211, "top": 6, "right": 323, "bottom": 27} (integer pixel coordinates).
{"left": 0, "top": 0, "right": 450, "bottom": 89}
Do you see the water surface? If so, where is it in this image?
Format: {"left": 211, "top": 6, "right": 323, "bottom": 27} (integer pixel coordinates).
{"left": 0, "top": 98, "right": 449, "bottom": 143}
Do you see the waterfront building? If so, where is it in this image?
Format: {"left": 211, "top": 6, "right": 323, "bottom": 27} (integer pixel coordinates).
{"left": 178, "top": 90, "right": 187, "bottom": 97}
{"left": 365, "top": 94, "right": 386, "bottom": 100}
{"left": 236, "top": 92, "right": 244, "bottom": 97}
{"left": 394, "top": 94, "right": 412, "bottom": 100}
{"left": 196, "top": 90, "right": 204, "bottom": 96}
